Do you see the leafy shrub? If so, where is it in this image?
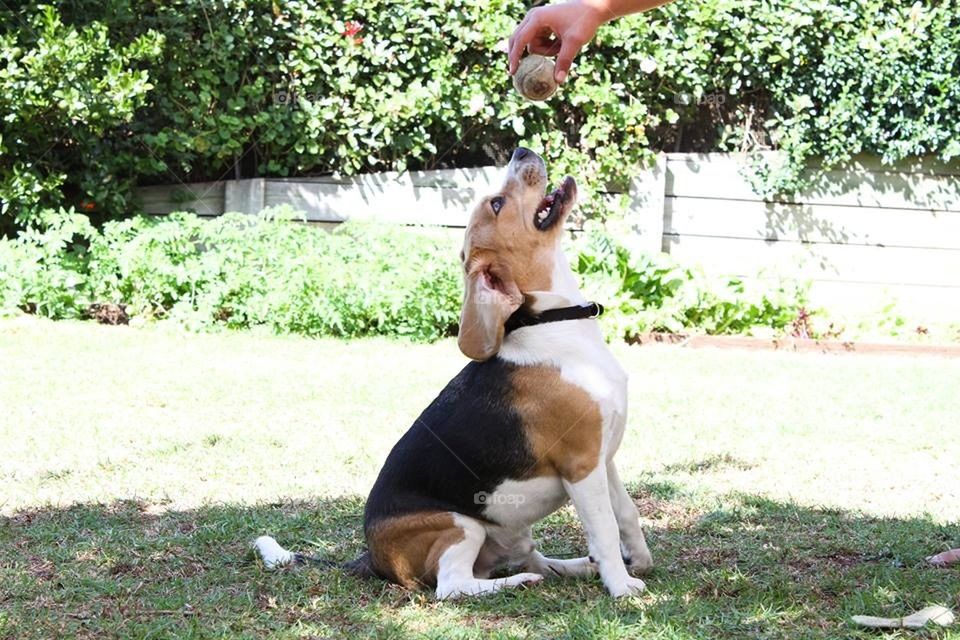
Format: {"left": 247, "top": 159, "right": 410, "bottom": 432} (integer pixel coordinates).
{"left": 0, "top": 210, "right": 806, "bottom": 340}
{"left": 0, "top": 209, "right": 97, "bottom": 317}
{"left": 1, "top": 209, "right": 464, "bottom": 340}
{"left": 1, "top": 1, "right": 957, "bottom": 226}
{"left": 728, "top": 0, "right": 960, "bottom": 194}
{"left": 574, "top": 227, "right": 806, "bottom": 340}
{"left": 0, "top": 5, "right": 162, "bottom": 229}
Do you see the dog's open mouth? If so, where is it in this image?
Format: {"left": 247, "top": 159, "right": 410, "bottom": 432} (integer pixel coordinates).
{"left": 534, "top": 176, "right": 577, "bottom": 231}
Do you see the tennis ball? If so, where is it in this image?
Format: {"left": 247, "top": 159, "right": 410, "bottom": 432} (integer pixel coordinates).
{"left": 513, "top": 54, "right": 558, "bottom": 102}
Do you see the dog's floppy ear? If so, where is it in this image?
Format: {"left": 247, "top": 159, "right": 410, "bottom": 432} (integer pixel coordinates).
{"left": 457, "top": 262, "right": 522, "bottom": 361}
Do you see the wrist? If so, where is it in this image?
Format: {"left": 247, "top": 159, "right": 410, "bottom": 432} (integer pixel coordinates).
{"left": 574, "top": 0, "right": 615, "bottom": 26}
{"left": 575, "top": 0, "right": 620, "bottom": 27}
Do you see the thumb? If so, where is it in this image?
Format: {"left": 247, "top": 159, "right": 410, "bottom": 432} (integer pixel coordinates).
{"left": 554, "top": 36, "right": 584, "bottom": 84}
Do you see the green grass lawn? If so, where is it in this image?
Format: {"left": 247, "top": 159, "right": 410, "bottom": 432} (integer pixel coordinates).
{"left": 1, "top": 317, "right": 958, "bottom": 639}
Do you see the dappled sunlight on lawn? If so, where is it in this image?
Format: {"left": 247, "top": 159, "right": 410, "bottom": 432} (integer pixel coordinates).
{"left": 3, "top": 493, "right": 957, "bottom": 638}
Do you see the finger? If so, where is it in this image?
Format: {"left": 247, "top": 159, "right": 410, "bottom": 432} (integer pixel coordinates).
{"left": 554, "top": 35, "right": 584, "bottom": 84}
{"left": 508, "top": 25, "right": 536, "bottom": 74}
{"left": 508, "top": 9, "right": 534, "bottom": 47}
{"left": 507, "top": 11, "right": 534, "bottom": 72}
{"left": 508, "top": 13, "right": 541, "bottom": 74}
{"left": 507, "top": 15, "right": 527, "bottom": 58}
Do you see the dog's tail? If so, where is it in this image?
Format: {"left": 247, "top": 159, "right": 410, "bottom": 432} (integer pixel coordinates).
{"left": 342, "top": 551, "right": 378, "bottom": 578}
{"left": 252, "top": 535, "right": 377, "bottom": 578}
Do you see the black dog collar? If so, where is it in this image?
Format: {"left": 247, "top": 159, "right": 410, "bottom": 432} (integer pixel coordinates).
{"left": 504, "top": 302, "right": 604, "bottom": 335}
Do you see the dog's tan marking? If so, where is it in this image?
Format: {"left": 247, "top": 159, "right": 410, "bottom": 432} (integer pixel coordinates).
{"left": 368, "top": 512, "right": 464, "bottom": 588}
{"left": 461, "top": 182, "right": 562, "bottom": 297}
{"left": 511, "top": 366, "right": 603, "bottom": 483}
{"left": 457, "top": 162, "right": 566, "bottom": 361}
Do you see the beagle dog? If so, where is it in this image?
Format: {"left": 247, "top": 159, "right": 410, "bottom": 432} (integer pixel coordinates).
{"left": 256, "top": 148, "right": 652, "bottom": 599}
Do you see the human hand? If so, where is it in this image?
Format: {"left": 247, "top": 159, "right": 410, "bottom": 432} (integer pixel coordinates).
{"left": 507, "top": 1, "right": 607, "bottom": 85}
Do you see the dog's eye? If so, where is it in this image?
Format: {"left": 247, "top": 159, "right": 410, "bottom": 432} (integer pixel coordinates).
{"left": 490, "top": 196, "right": 505, "bottom": 215}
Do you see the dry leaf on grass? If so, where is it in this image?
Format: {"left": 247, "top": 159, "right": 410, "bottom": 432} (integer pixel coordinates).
{"left": 851, "top": 605, "right": 955, "bottom": 630}
{"left": 926, "top": 548, "right": 960, "bottom": 567}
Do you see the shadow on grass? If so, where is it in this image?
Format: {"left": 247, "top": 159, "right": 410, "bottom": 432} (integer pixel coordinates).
{"left": 1, "top": 485, "right": 958, "bottom": 640}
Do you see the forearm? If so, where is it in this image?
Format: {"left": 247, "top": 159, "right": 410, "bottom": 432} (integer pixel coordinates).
{"left": 581, "top": 0, "right": 672, "bottom": 21}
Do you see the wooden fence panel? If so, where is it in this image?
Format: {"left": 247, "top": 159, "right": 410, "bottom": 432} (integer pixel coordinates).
{"left": 664, "top": 197, "right": 960, "bottom": 249}
{"left": 264, "top": 168, "right": 501, "bottom": 226}
{"left": 133, "top": 153, "right": 960, "bottom": 320}
{"left": 661, "top": 154, "right": 960, "bottom": 317}
{"left": 137, "top": 181, "right": 225, "bottom": 216}
{"left": 665, "top": 153, "right": 960, "bottom": 212}
{"left": 664, "top": 235, "right": 960, "bottom": 287}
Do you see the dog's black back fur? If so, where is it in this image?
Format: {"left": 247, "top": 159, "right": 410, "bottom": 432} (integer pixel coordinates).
{"left": 363, "top": 357, "right": 536, "bottom": 531}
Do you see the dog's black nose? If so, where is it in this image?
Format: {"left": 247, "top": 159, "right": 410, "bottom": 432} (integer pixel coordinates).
{"left": 512, "top": 147, "right": 532, "bottom": 162}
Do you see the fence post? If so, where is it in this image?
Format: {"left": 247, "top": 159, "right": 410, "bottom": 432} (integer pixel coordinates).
{"left": 224, "top": 178, "right": 266, "bottom": 215}
{"left": 626, "top": 152, "right": 667, "bottom": 255}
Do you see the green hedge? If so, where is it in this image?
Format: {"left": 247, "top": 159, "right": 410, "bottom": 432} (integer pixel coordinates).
{"left": 1, "top": 0, "right": 958, "bottom": 227}
{"left": 0, "top": 211, "right": 805, "bottom": 340}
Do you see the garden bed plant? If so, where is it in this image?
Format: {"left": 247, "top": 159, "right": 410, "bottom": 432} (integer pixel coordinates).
{"left": 0, "top": 208, "right": 808, "bottom": 342}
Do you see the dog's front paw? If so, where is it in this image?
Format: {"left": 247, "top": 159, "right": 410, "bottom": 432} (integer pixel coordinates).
{"left": 607, "top": 576, "right": 646, "bottom": 598}
{"left": 623, "top": 549, "right": 654, "bottom": 576}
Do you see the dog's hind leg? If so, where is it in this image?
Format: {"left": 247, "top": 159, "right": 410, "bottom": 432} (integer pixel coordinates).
{"left": 479, "top": 527, "right": 597, "bottom": 580}
{"left": 343, "top": 551, "right": 379, "bottom": 579}
{"left": 489, "top": 528, "right": 596, "bottom": 578}
{"left": 435, "top": 516, "right": 543, "bottom": 600}
{"left": 525, "top": 551, "right": 598, "bottom": 578}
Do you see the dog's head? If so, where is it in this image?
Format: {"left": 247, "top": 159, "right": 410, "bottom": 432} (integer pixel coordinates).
{"left": 457, "top": 147, "right": 578, "bottom": 361}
